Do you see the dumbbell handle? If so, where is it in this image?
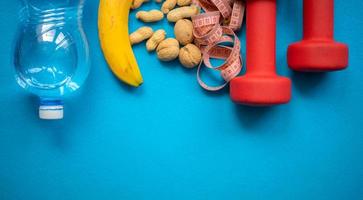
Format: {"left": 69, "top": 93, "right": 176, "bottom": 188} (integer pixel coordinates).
{"left": 304, "top": 0, "right": 334, "bottom": 40}
{"left": 247, "top": 0, "right": 276, "bottom": 75}
{"left": 230, "top": 0, "right": 291, "bottom": 105}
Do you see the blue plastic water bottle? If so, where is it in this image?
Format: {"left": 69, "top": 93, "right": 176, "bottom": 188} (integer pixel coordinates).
{"left": 14, "top": 0, "right": 90, "bottom": 120}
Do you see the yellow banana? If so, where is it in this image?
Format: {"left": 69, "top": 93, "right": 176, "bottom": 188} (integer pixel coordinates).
{"left": 98, "top": 0, "right": 143, "bottom": 87}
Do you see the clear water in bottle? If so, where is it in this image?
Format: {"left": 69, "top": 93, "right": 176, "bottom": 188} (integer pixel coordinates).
{"left": 14, "top": 0, "right": 90, "bottom": 120}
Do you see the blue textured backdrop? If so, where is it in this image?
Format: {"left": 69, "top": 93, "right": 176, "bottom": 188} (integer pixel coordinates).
{"left": 0, "top": 0, "right": 362, "bottom": 199}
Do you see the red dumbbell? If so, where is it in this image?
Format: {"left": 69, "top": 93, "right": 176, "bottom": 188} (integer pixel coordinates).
{"left": 230, "top": 0, "right": 291, "bottom": 106}
{"left": 288, "top": 0, "right": 348, "bottom": 71}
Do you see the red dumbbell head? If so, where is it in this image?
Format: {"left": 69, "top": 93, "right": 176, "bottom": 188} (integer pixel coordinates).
{"left": 231, "top": 75, "right": 291, "bottom": 106}
{"left": 288, "top": 0, "right": 348, "bottom": 72}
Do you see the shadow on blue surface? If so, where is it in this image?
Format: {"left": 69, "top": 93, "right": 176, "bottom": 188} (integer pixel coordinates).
{"left": 111, "top": 73, "right": 147, "bottom": 94}
{"left": 23, "top": 95, "right": 71, "bottom": 150}
{"left": 291, "top": 72, "right": 329, "bottom": 96}
{"left": 201, "top": 86, "right": 229, "bottom": 97}
{"left": 234, "top": 105, "right": 275, "bottom": 130}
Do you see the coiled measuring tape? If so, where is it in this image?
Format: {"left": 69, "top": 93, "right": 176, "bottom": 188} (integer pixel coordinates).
{"left": 192, "top": 0, "right": 245, "bottom": 91}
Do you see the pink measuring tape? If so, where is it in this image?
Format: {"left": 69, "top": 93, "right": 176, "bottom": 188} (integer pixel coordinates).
{"left": 192, "top": 0, "right": 245, "bottom": 91}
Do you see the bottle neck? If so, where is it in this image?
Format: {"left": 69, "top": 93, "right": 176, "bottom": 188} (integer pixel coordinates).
{"left": 40, "top": 98, "right": 63, "bottom": 105}
{"left": 39, "top": 98, "right": 64, "bottom": 120}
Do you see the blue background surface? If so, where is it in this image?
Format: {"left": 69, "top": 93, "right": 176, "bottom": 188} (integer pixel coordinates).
{"left": 0, "top": 0, "right": 362, "bottom": 199}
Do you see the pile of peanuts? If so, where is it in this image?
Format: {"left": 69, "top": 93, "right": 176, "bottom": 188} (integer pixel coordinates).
{"left": 129, "top": 0, "right": 202, "bottom": 69}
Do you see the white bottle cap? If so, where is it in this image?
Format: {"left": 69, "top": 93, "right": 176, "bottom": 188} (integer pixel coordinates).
{"left": 39, "top": 103, "right": 64, "bottom": 120}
